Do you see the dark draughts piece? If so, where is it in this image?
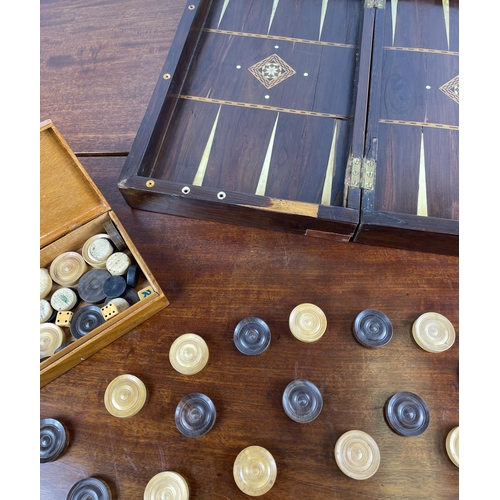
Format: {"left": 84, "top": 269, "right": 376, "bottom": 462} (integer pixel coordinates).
{"left": 66, "top": 477, "right": 112, "bottom": 500}
{"left": 77, "top": 269, "right": 111, "bottom": 304}
{"left": 234, "top": 317, "right": 271, "bottom": 355}
{"left": 54, "top": 341, "right": 74, "bottom": 354}
{"left": 103, "top": 275, "right": 127, "bottom": 299}
{"left": 175, "top": 393, "right": 216, "bottom": 438}
{"left": 282, "top": 379, "right": 323, "bottom": 423}
{"left": 70, "top": 306, "right": 105, "bottom": 339}
{"left": 384, "top": 391, "right": 430, "bottom": 436}
{"left": 122, "top": 286, "right": 140, "bottom": 305}
{"left": 103, "top": 220, "right": 127, "bottom": 251}
{"left": 40, "top": 418, "right": 69, "bottom": 463}
{"left": 353, "top": 309, "right": 393, "bottom": 348}
{"left": 126, "top": 264, "right": 139, "bottom": 287}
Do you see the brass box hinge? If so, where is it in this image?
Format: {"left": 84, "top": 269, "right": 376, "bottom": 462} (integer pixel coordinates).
{"left": 365, "top": 0, "right": 386, "bottom": 8}
{"left": 347, "top": 156, "right": 376, "bottom": 191}
{"left": 361, "top": 158, "right": 376, "bottom": 190}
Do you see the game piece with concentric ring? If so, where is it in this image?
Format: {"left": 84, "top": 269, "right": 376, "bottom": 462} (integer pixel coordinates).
{"left": 78, "top": 269, "right": 111, "bottom": 304}
{"left": 384, "top": 391, "right": 430, "bottom": 436}
{"left": 143, "top": 471, "right": 189, "bottom": 500}
{"left": 174, "top": 392, "right": 216, "bottom": 438}
{"left": 40, "top": 323, "right": 65, "bottom": 358}
{"left": 104, "top": 373, "right": 147, "bottom": 418}
{"left": 282, "top": 379, "right": 323, "bottom": 423}
{"left": 49, "top": 252, "right": 88, "bottom": 287}
{"left": 169, "top": 333, "right": 209, "bottom": 375}
{"left": 412, "top": 312, "right": 455, "bottom": 352}
{"left": 234, "top": 317, "right": 271, "bottom": 355}
{"left": 40, "top": 418, "right": 69, "bottom": 463}
{"left": 66, "top": 477, "right": 112, "bottom": 500}
{"left": 353, "top": 309, "right": 393, "bottom": 348}
{"left": 334, "top": 430, "right": 380, "bottom": 480}
{"left": 233, "top": 445, "right": 277, "bottom": 496}
{"left": 289, "top": 303, "right": 327, "bottom": 342}
{"left": 446, "top": 426, "right": 459, "bottom": 467}
{"left": 70, "top": 305, "right": 105, "bottom": 339}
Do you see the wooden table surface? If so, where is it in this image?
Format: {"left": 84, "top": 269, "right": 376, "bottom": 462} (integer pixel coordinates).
{"left": 40, "top": 1, "right": 459, "bottom": 499}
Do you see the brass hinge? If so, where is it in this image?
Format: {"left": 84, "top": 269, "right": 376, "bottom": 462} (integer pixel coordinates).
{"left": 365, "top": 0, "right": 386, "bottom": 8}
{"left": 347, "top": 156, "right": 376, "bottom": 191}
{"left": 361, "top": 158, "right": 376, "bottom": 190}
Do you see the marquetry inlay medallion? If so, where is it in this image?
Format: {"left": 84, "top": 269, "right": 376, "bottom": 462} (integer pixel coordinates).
{"left": 248, "top": 54, "right": 296, "bottom": 89}
{"left": 439, "top": 75, "right": 459, "bottom": 104}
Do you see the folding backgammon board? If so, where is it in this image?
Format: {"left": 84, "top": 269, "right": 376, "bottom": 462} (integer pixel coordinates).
{"left": 118, "top": 0, "right": 459, "bottom": 255}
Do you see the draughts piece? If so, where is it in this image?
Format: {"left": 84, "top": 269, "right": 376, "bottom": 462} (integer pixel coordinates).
{"left": 40, "top": 299, "right": 53, "bottom": 323}
{"left": 126, "top": 264, "right": 139, "bottom": 287}
{"left": 169, "top": 334, "right": 209, "bottom": 375}
{"left": 40, "top": 418, "right": 69, "bottom": 463}
{"left": 78, "top": 269, "right": 111, "bottom": 304}
{"left": 106, "top": 252, "right": 131, "bottom": 276}
{"left": 282, "top": 379, "right": 323, "bottom": 423}
{"left": 40, "top": 323, "right": 65, "bottom": 358}
{"left": 49, "top": 252, "right": 88, "bottom": 287}
{"left": 234, "top": 317, "right": 271, "bottom": 355}
{"left": 143, "top": 471, "right": 189, "bottom": 500}
{"left": 56, "top": 310, "right": 73, "bottom": 327}
{"left": 50, "top": 287, "right": 78, "bottom": 311}
{"left": 70, "top": 305, "right": 105, "bottom": 339}
{"left": 82, "top": 234, "right": 114, "bottom": 268}
{"left": 175, "top": 393, "right": 216, "bottom": 438}
{"left": 334, "top": 430, "right": 381, "bottom": 480}
{"left": 104, "top": 374, "right": 147, "bottom": 418}
{"left": 40, "top": 268, "right": 53, "bottom": 299}
{"left": 233, "top": 445, "right": 277, "bottom": 496}
{"left": 289, "top": 303, "right": 327, "bottom": 342}
{"left": 101, "top": 303, "right": 119, "bottom": 321}
{"left": 384, "top": 391, "right": 430, "bottom": 436}
{"left": 103, "top": 275, "right": 127, "bottom": 299}
{"left": 123, "top": 286, "right": 140, "bottom": 305}
{"left": 103, "top": 220, "right": 127, "bottom": 251}
{"left": 353, "top": 309, "right": 393, "bottom": 348}
{"left": 66, "top": 477, "right": 112, "bottom": 500}
{"left": 412, "top": 312, "right": 456, "bottom": 353}
{"left": 446, "top": 426, "right": 459, "bottom": 467}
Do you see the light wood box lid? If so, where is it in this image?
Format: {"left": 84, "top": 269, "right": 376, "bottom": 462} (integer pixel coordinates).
{"left": 40, "top": 119, "right": 110, "bottom": 249}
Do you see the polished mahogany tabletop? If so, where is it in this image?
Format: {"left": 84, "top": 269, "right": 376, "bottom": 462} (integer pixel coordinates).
{"left": 40, "top": 1, "right": 459, "bottom": 498}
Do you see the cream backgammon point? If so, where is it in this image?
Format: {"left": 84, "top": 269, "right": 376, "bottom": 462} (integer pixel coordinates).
{"left": 169, "top": 333, "right": 209, "bottom": 375}
{"left": 233, "top": 445, "right": 277, "bottom": 496}
{"left": 104, "top": 374, "right": 147, "bottom": 418}
{"left": 143, "top": 471, "right": 189, "bottom": 500}
{"left": 334, "top": 430, "right": 381, "bottom": 480}
{"left": 289, "top": 303, "right": 327, "bottom": 342}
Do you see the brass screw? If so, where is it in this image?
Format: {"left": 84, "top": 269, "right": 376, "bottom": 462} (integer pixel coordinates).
{"left": 163, "top": 73, "right": 171, "bottom": 80}
{"left": 146, "top": 180, "right": 155, "bottom": 188}
{"left": 188, "top": 4, "right": 195, "bottom": 10}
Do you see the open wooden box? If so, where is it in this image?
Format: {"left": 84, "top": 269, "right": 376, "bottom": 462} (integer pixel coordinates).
{"left": 40, "top": 120, "right": 169, "bottom": 387}
{"left": 118, "top": 0, "right": 458, "bottom": 255}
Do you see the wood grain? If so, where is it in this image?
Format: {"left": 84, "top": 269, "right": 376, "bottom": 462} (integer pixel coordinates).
{"left": 40, "top": 0, "right": 184, "bottom": 153}
{"left": 41, "top": 156, "right": 458, "bottom": 499}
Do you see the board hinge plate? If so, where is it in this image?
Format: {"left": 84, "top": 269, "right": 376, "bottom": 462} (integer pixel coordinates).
{"left": 365, "top": 0, "right": 386, "bottom": 8}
